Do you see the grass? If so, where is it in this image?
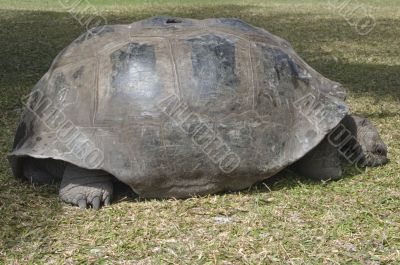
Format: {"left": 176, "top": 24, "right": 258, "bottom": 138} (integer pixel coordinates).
{"left": 0, "top": 0, "right": 399, "bottom": 264}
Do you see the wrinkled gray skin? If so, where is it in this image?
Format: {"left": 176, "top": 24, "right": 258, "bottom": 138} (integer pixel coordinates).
{"left": 10, "top": 17, "right": 388, "bottom": 209}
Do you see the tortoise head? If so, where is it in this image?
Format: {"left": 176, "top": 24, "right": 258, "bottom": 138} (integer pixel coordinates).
{"left": 342, "top": 115, "right": 388, "bottom": 167}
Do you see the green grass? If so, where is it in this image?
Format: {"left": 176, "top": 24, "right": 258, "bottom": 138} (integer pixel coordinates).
{"left": 0, "top": 0, "right": 399, "bottom": 264}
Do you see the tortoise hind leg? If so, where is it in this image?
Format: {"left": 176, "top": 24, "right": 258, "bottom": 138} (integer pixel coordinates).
{"left": 59, "top": 163, "right": 113, "bottom": 210}
{"left": 290, "top": 136, "right": 342, "bottom": 181}
{"left": 23, "top": 157, "right": 65, "bottom": 185}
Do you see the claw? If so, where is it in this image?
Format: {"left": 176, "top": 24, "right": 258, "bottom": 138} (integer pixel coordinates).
{"left": 91, "top": 196, "right": 101, "bottom": 210}
{"left": 77, "top": 199, "right": 87, "bottom": 209}
{"left": 104, "top": 196, "right": 111, "bottom": 206}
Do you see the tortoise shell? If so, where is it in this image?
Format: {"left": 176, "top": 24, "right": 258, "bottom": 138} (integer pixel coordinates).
{"left": 10, "top": 16, "right": 348, "bottom": 198}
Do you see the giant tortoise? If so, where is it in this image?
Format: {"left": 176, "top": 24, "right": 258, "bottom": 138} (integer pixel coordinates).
{"left": 9, "top": 16, "right": 388, "bottom": 209}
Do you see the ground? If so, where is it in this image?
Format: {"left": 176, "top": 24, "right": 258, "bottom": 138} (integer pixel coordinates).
{"left": 0, "top": 0, "right": 399, "bottom": 264}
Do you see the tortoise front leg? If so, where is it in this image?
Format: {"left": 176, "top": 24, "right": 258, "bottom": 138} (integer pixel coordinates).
{"left": 290, "top": 136, "right": 343, "bottom": 181}
{"left": 59, "top": 163, "right": 113, "bottom": 210}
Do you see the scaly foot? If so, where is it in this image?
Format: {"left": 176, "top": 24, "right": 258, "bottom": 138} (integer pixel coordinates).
{"left": 59, "top": 164, "right": 113, "bottom": 210}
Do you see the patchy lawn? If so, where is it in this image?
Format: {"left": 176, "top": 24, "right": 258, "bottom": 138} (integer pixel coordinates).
{"left": 0, "top": 0, "right": 399, "bottom": 264}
